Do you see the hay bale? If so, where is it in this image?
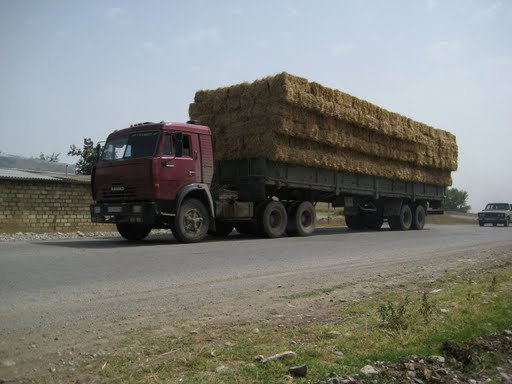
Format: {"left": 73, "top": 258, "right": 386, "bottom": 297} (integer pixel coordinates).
{"left": 189, "top": 73, "right": 457, "bottom": 186}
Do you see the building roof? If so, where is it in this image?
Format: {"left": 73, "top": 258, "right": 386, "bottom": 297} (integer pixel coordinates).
{"left": 0, "top": 168, "right": 90, "bottom": 184}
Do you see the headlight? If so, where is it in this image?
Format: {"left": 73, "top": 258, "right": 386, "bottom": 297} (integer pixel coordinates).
{"left": 94, "top": 206, "right": 101, "bottom": 214}
{"left": 132, "top": 205, "right": 142, "bottom": 213}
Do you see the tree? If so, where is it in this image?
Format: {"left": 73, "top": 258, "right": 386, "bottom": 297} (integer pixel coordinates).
{"left": 68, "top": 138, "right": 98, "bottom": 175}
{"left": 39, "top": 152, "right": 60, "bottom": 162}
{"left": 443, "top": 187, "right": 471, "bottom": 213}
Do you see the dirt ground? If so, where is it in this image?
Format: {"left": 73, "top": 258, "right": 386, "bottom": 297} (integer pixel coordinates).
{"left": 1, "top": 238, "right": 511, "bottom": 383}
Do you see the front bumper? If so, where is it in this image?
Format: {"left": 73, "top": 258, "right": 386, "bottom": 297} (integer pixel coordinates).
{"left": 478, "top": 215, "right": 507, "bottom": 224}
{"left": 90, "top": 202, "right": 162, "bottom": 224}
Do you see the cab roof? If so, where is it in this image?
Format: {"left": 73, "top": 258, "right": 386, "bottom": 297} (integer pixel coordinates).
{"left": 108, "top": 121, "right": 211, "bottom": 138}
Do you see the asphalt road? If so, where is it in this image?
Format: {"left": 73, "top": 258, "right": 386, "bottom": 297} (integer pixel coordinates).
{"left": 0, "top": 224, "right": 511, "bottom": 378}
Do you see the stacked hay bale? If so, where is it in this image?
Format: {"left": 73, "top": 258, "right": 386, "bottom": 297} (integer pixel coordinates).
{"left": 189, "top": 72, "right": 457, "bottom": 186}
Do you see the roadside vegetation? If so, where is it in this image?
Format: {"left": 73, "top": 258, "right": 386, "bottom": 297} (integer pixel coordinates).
{"left": 43, "top": 263, "right": 512, "bottom": 383}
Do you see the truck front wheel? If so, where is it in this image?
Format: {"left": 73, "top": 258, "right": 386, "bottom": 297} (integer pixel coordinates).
{"left": 116, "top": 223, "right": 152, "bottom": 241}
{"left": 173, "top": 198, "right": 210, "bottom": 243}
{"left": 287, "top": 201, "right": 316, "bottom": 236}
{"left": 259, "top": 201, "right": 287, "bottom": 238}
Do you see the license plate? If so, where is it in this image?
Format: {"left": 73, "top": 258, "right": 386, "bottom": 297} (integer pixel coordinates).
{"left": 107, "top": 206, "right": 123, "bottom": 213}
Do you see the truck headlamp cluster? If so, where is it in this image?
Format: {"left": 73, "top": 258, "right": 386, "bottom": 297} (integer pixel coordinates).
{"left": 132, "top": 205, "right": 143, "bottom": 213}
{"left": 94, "top": 206, "right": 101, "bottom": 214}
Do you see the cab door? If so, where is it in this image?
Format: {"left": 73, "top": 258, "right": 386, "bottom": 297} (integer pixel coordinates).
{"left": 158, "top": 132, "right": 196, "bottom": 200}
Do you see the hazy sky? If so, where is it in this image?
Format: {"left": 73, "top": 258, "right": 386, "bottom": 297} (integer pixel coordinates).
{"left": 0, "top": 0, "right": 510, "bottom": 211}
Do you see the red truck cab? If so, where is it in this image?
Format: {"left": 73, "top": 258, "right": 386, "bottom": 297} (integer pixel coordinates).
{"left": 91, "top": 121, "right": 215, "bottom": 242}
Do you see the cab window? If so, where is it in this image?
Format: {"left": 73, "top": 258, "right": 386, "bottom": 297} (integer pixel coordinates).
{"left": 178, "top": 134, "right": 191, "bottom": 157}
{"left": 162, "top": 133, "right": 191, "bottom": 157}
{"left": 163, "top": 134, "right": 172, "bottom": 155}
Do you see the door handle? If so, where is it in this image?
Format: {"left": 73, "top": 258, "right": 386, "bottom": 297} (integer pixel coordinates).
{"left": 188, "top": 170, "right": 196, "bottom": 176}
{"left": 162, "top": 160, "right": 174, "bottom": 168}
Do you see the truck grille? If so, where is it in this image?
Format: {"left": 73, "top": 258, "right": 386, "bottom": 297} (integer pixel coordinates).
{"left": 484, "top": 213, "right": 501, "bottom": 218}
{"left": 102, "top": 186, "right": 136, "bottom": 200}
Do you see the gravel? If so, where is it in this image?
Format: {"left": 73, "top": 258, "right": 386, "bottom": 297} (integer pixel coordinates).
{"left": 0, "top": 229, "right": 172, "bottom": 242}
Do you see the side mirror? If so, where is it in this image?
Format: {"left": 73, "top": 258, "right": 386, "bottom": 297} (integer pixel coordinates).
{"left": 96, "top": 144, "right": 101, "bottom": 161}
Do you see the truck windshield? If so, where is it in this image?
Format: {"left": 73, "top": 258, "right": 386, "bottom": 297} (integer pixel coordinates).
{"left": 485, "top": 203, "right": 509, "bottom": 210}
{"left": 101, "top": 131, "right": 160, "bottom": 161}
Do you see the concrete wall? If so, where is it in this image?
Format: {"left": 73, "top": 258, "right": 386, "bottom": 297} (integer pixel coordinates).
{"left": 0, "top": 179, "right": 110, "bottom": 233}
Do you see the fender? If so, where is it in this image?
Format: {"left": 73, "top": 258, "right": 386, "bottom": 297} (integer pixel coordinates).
{"left": 175, "top": 183, "right": 215, "bottom": 220}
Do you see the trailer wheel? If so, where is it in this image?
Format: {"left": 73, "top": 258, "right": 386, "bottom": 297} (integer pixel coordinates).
{"left": 479, "top": 221, "right": 484, "bottom": 227}
{"left": 116, "top": 223, "right": 151, "bottom": 241}
{"left": 172, "top": 198, "right": 210, "bottom": 243}
{"left": 259, "top": 201, "right": 287, "bottom": 238}
{"left": 210, "top": 221, "right": 233, "bottom": 237}
{"left": 345, "top": 215, "right": 364, "bottom": 230}
{"left": 365, "top": 216, "right": 383, "bottom": 230}
{"left": 287, "top": 201, "right": 316, "bottom": 236}
{"left": 390, "top": 204, "right": 412, "bottom": 230}
{"left": 411, "top": 204, "right": 426, "bottom": 230}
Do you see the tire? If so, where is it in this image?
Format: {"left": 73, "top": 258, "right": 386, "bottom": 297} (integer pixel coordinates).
{"left": 345, "top": 215, "right": 364, "bottom": 230}
{"left": 210, "top": 221, "right": 233, "bottom": 237}
{"left": 116, "top": 223, "right": 151, "bottom": 241}
{"left": 479, "top": 221, "right": 484, "bottom": 227}
{"left": 258, "top": 201, "right": 287, "bottom": 238}
{"left": 411, "top": 204, "right": 426, "bottom": 230}
{"left": 504, "top": 220, "right": 509, "bottom": 227}
{"left": 172, "top": 198, "right": 210, "bottom": 243}
{"left": 287, "top": 201, "right": 316, "bottom": 236}
{"left": 364, "top": 216, "right": 383, "bottom": 230}
{"left": 390, "top": 204, "right": 412, "bottom": 231}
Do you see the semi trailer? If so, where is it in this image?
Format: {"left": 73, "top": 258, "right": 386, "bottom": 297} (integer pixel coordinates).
{"left": 90, "top": 120, "right": 445, "bottom": 243}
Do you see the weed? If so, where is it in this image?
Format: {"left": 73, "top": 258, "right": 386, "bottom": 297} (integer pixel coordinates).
{"left": 420, "top": 291, "right": 435, "bottom": 325}
{"left": 378, "top": 296, "right": 410, "bottom": 331}
{"left": 466, "top": 289, "right": 476, "bottom": 304}
{"left": 490, "top": 275, "right": 497, "bottom": 292}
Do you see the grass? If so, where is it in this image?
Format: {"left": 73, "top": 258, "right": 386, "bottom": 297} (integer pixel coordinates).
{"left": 43, "top": 264, "right": 512, "bottom": 383}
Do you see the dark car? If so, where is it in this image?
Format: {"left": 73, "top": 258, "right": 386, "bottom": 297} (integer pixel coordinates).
{"left": 478, "top": 203, "right": 512, "bottom": 227}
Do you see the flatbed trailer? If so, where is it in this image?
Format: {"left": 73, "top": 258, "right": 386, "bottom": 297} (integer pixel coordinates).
{"left": 215, "top": 157, "right": 445, "bottom": 204}
{"left": 212, "top": 158, "right": 444, "bottom": 236}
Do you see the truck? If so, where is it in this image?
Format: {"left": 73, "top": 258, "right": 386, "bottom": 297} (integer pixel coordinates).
{"left": 90, "top": 120, "right": 445, "bottom": 243}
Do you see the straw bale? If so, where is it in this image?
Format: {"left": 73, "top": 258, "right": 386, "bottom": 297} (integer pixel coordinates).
{"left": 189, "top": 73, "right": 457, "bottom": 186}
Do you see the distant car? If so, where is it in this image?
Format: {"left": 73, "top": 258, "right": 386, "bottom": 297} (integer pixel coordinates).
{"left": 478, "top": 203, "right": 511, "bottom": 227}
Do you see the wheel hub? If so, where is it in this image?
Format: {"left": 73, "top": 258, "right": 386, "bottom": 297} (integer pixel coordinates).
{"left": 184, "top": 209, "right": 203, "bottom": 233}
{"left": 269, "top": 210, "right": 282, "bottom": 228}
{"left": 300, "top": 211, "right": 312, "bottom": 227}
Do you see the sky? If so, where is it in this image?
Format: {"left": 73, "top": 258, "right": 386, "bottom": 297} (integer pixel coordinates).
{"left": 0, "top": 0, "right": 511, "bottom": 211}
